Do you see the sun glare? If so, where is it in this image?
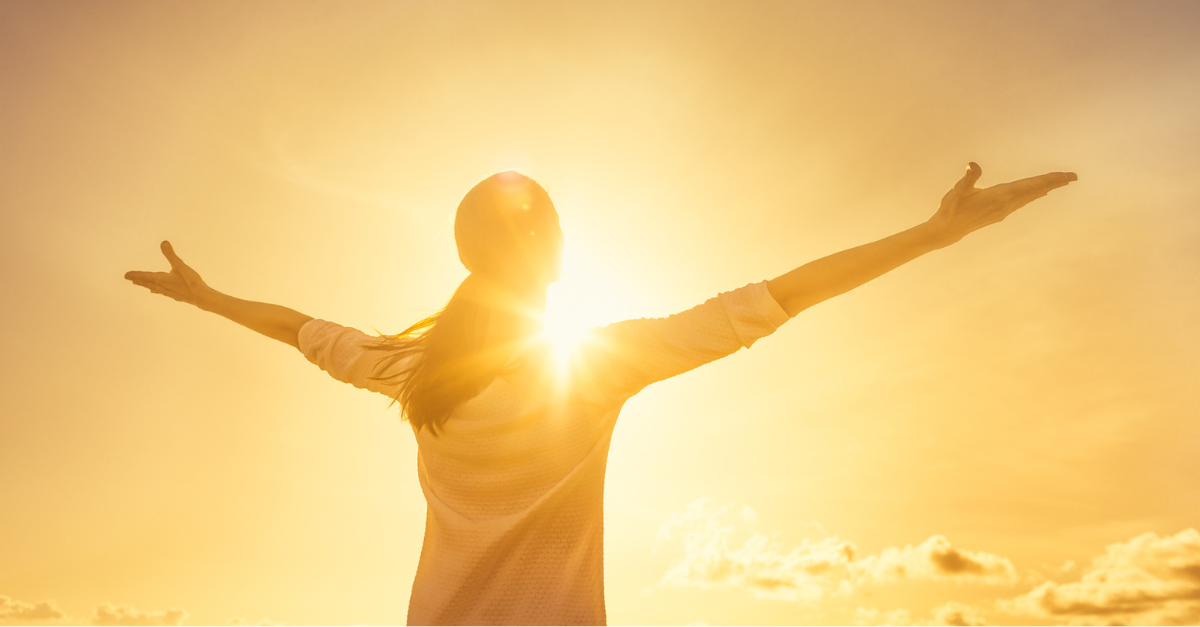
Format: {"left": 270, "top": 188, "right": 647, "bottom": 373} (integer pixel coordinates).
{"left": 540, "top": 238, "right": 629, "bottom": 376}
{"left": 543, "top": 286, "right": 592, "bottom": 374}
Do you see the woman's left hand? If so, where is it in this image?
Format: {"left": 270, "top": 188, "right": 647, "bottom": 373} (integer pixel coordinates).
{"left": 124, "top": 240, "right": 214, "bottom": 309}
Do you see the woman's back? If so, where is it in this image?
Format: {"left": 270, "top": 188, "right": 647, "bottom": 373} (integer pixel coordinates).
{"left": 298, "top": 281, "right": 791, "bottom": 625}
{"left": 414, "top": 343, "right": 614, "bottom": 519}
{"left": 409, "top": 343, "right": 616, "bottom": 625}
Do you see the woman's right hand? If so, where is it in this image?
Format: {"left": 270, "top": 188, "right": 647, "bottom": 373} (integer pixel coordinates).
{"left": 124, "top": 241, "right": 215, "bottom": 310}
{"left": 926, "top": 162, "right": 1077, "bottom": 247}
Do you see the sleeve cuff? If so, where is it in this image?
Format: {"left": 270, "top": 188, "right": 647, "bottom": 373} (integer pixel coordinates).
{"left": 719, "top": 280, "right": 792, "bottom": 349}
{"left": 297, "top": 318, "right": 322, "bottom": 355}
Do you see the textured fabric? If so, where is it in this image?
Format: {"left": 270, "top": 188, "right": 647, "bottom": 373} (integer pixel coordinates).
{"left": 298, "top": 280, "right": 791, "bottom": 625}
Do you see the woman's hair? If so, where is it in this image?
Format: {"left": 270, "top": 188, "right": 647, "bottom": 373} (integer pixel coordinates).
{"left": 365, "top": 172, "right": 560, "bottom": 435}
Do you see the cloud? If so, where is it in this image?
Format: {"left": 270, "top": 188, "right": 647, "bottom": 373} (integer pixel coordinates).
{"left": 656, "top": 499, "right": 857, "bottom": 602}
{"left": 91, "top": 603, "right": 187, "bottom": 626}
{"left": 655, "top": 499, "right": 1017, "bottom": 603}
{"left": 228, "top": 618, "right": 284, "bottom": 626}
{"left": 0, "top": 595, "right": 66, "bottom": 624}
{"left": 1, "top": 594, "right": 188, "bottom": 626}
{"left": 855, "top": 606, "right": 915, "bottom": 625}
{"left": 856, "top": 536, "right": 1017, "bottom": 585}
{"left": 930, "top": 602, "right": 988, "bottom": 626}
{"left": 999, "top": 528, "right": 1200, "bottom": 626}
{"left": 855, "top": 602, "right": 987, "bottom": 626}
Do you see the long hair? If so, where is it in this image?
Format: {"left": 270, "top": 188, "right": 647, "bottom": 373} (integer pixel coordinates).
{"left": 365, "top": 172, "right": 560, "bottom": 435}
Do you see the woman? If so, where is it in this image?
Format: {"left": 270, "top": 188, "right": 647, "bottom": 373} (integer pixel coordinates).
{"left": 125, "top": 163, "right": 1075, "bottom": 625}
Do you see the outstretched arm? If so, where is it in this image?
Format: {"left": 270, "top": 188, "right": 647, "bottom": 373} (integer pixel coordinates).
{"left": 767, "top": 163, "right": 1077, "bottom": 317}
{"left": 124, "top": 241, "right": 313, "bottom": 349}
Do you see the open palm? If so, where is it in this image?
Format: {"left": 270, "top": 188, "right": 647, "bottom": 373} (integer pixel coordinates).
{"left": 930, "top": 162, "right": 1077, "bottom": 245}
{"left": 124, "top": 241, "right": 212, "bottom": 307}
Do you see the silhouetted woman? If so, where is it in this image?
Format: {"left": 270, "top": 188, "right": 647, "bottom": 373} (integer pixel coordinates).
{"left": 125, "top": 163, "right": 1075, "bottom": 625}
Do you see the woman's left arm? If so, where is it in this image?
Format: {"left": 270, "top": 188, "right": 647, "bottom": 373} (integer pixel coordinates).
{"left": 125, "top": 241, "right": 313, "bottom": 349}
{"left": 767, "top": 163, "right": 1077, "bottom": 317}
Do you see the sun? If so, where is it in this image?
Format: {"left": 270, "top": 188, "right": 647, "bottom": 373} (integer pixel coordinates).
{"left": 538, "top": 237, "right": 629, "bottom": 377}
{"left": 542, "top": 286, "right": 593, "bottom": 375}
{"left": 534, "top": 216, "right": 645, "bottom": 380}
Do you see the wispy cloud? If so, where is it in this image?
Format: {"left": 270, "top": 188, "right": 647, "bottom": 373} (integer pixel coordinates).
{"left": 855, "top": 606, "right": 916, "bottom": 626}
{"left": 999, "top": 528, "right": 1200, "bottom": 626}
{"left": 227, "top": 617, "right": 284, "bottom": 626}
{"left": 90, "top": 602, "right": 187, "bottom": 626}
{"left": 857, "top": 536, "right": 1017, "bottom": 585}
{"left": 930, "top": 602, "right": 989, "bottom": 626}
{"left": 1, "top": 594, "right": 190, "bottom": 627}
{"left": 855, "top": 602, "right": 987, "bottom": 626}
{"left": 656, "top": 499, "right": 857, "bottom": 601}
{"left": 655, "top": 499, "right": 1016, "bottom": 603}
{"left": 0, "top": 595, "right": 65, "bottom": 624}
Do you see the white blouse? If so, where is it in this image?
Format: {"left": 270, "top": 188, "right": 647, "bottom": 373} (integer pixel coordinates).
{"left": 298, "top": 280, "right": 791, "bottom": 625}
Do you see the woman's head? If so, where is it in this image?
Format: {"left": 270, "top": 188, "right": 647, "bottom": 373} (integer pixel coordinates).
{"left": 367, "top": 171, "right": 563, "bottom": 435}
{"left": 454, "top": 171, "right": 563, "bottom": 290}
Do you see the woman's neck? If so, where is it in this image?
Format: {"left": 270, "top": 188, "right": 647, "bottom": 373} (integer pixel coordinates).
{"left": 473, "top": 278, "right": 548, "bottom": 352}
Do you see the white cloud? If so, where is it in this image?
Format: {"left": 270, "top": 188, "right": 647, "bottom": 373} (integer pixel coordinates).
{"left": 0, "top": 595, "right": 65, "bottom": 624}
{"left": 999, "top": 528, "right": 1200, "bottom": 626}
{"left": 855, "top": 606, "right": 916, "bottom": 625}
{"left": 855, "top": 602, "right": 987, "bottom": 626}
{"left": 228, "top": 617, "right": 283, "bottom": 626}
{"left": 930, "top": 601, "right": 988, "bottom": 626}
{"left": 655, "top": 499, "right": 1017, "bottom": 603}
{"left": 856, "top": 536, "right": 1017, "bottom": 585}
{"left": 656, "top": 499, "right": 857, "bottom": 602}
{"left": 91, "top": 602, "right": 187, "bottom": 626}
{"left": 1, "top": 594, "right": 188, "bottom": 626}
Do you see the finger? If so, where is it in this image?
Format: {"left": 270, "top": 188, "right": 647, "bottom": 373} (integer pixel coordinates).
{"left": 133, "top": 280, "right": 177, "bottom": 298}
{"left": 1010, "top": 182, "right": 1073, "bottom": 208}
{"left": 129, "top": 279, "right": 164, "bottom": 293}
{"left": 1022, "top": 171, "right": 1077, "bottom": 191}
{"left": 125, "top": 270, "right": 170, "bottom": 283}
{"left": 996, "top": 173, "right": 1078, "bottom": 216}
{"left": 953, "top": 162, "right": 983, "bottom": 194}
{"left": 132, "top": 279, "right": 164, "bottom": 294}
{"left": 161, "top": 240, "right": 186, "bottom": 271}
{"left": 1024, "top": 173, "right": 1076, "bottom": 199}
{"left": 993, "top": 171, "right": 1077, "bottom": 198}
{"left": 125, "top": 274, "right": 177, "bottom": 296}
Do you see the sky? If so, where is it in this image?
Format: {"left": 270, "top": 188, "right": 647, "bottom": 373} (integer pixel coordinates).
{"left": 1, "top": 0, "right": 1199, "bottom": 625}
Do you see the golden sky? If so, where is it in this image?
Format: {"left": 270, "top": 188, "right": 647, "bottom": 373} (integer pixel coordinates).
{"left": 2, "top": 1, "right": 1199, "bottom": 625}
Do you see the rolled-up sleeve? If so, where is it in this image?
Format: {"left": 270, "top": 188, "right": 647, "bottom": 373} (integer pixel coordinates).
{"left": 719, "top": 279, "right": 793, "bottom": 349}
{"left": 298, "top": 319, "right": 405, "bottom": 398}
{"left": 572, "top": 280, "right": 791, "bottom": 403}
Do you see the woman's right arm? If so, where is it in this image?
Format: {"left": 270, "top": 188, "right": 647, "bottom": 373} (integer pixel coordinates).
{"left": 574, "top": 163, "right": 1077, "bottom": 405}
{"left": 766, "top": 163, "right": 1077, "bottom": 317}
{"left": 125, "top": 241, "right": 313, "bottom": 349}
